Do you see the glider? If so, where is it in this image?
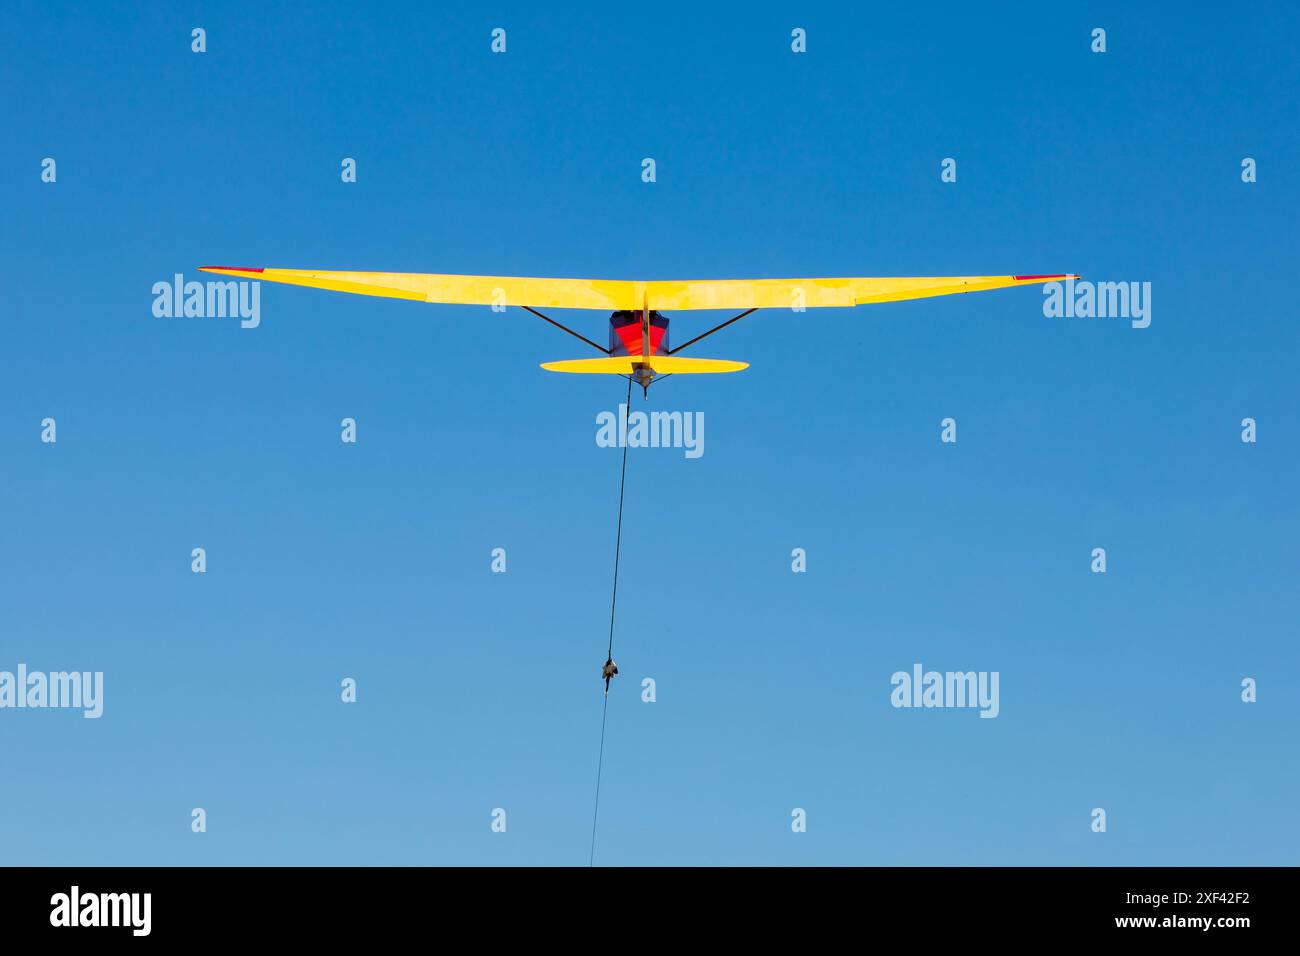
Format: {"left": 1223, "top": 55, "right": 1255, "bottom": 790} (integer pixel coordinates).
{"left": 198, "top": 268, "right": 1077, "bottom": 395}
{"left": 193, "top": 265, "right": 1074, "bottom": 865}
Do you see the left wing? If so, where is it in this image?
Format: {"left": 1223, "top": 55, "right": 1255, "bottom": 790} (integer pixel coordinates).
{"left": 198, "top": 268, "right": 638, "bottom": 311}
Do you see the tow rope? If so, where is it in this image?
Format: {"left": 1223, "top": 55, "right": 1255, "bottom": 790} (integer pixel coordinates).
{"left": 589, "top": 374, "right": 633, "bottom": 866}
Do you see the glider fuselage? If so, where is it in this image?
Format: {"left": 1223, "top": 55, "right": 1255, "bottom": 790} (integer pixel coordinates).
{"left": 609, "top": 310, "right": 669, "bottom": 390}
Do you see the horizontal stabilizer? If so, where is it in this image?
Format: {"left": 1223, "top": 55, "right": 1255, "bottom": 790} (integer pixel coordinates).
{"left": 540, "top": 356, "right": 749, "bottom": 374}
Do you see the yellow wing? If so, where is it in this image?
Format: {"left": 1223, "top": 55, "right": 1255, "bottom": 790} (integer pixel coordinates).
{"left": 198, "top": 267, "right": 637, "bottom": 310}
{"left": 199, "top": 267, "right": 1077, "bottom": 311}
{"left": 645, "top": 275, "right": 1078, "bottom": 310}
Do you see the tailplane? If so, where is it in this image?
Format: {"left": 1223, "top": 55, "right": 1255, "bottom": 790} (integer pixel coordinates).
{"left": 540, "top": 356, "right": 748, "bottom": 374}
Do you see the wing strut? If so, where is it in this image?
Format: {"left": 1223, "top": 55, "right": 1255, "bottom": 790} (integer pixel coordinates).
{"left": 521, "top": 305, "right": 609, "bottom": 355}
{"left": 668, "top": 308, "right": 758, "bottom": 355}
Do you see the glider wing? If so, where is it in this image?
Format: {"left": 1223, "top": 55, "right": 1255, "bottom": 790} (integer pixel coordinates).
{"left": 198, "top": 268, "right": 1076, "bottom": 311}
{"left": 198, "top": 267, "right": 639, "bottom": 311}
{"left": 643, "top": 275, "right": 1077, "bottom": 310}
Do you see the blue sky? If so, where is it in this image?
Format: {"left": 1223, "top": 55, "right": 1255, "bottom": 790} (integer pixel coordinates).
{"left": 2, "top": 1, "right": 1296, "bottom": 865}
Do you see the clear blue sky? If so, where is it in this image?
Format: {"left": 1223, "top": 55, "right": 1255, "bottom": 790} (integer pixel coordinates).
{"left": 2, "top": 1, "right": 1296, "bottom": 865}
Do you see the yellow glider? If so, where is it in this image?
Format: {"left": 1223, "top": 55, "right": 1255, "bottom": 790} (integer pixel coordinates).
{"left": 197, "top": 267, "right": 1076, "bottom": 391}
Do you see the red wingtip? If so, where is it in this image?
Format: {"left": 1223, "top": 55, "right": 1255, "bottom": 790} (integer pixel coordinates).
{"left": 199, "top": 265, "right": 265, "bottom": 274}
